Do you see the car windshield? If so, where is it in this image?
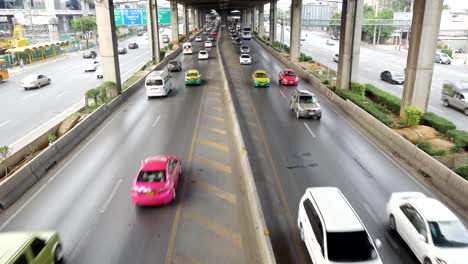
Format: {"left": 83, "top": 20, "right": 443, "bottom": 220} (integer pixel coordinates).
{"left": 327, "top": 231, "right": 378, "bottom": 262}
{"left": 392, "top": 72, "right": 404, "bottom": 78}
{"left": 169, "top": 61, "right": 178, "bottom": 66}
{"left": 187, "top": 72, "right": 198, "bottom": 77}
{"left": 463, "top": 93, "right": 468, "bottom": 101}
{"left": 146, "top": 79, "right": 163, "bottom": 86}
{"left": 241, "top": 55, "right": 250, "bottom": 58}
{"left": 299, "top": 95, "right": 317, "bottom": 104}
{"left": 24, "top": 75, "right": 38, "bottom": 81}
{"left": 137, "top": 170, "right": 166, "bottom": 183}
{"left": 429, "top": 221, "right": 468, "bottom": 248}
{"left": 200, "top": 51, "right": 207, "bottom": 55}
{"left": 255, "top": 73, "right": 268, "bottom": 78}
{"left": 440, "top": 53, "right": 449, "bottom": 58}
{"left": 283, "top": 71, "right": 296, "bottom": 76}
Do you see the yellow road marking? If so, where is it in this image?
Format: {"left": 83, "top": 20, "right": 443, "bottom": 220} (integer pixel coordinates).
{"left": 206, "top": 114, "right": 225, "bottom": 122}
{"left": 183, "top": 208, "right": 243, "bottom": 249}
{"left": 202, "top": 126, "right": 227, "bottom": 135}
{"left": 164, "top": 76, "right": 207, "bottom": 264}
{"left": 195, "top": 156, "right": 232, "bottom": 174}
{"left": 195, "top": 180, "right": 237, "bottom": 205}
{"left": 199, "top": 139, "right": 229, "bottom": 152}
{"left": 173, "top": 255, "right": 201, "bottom": 264}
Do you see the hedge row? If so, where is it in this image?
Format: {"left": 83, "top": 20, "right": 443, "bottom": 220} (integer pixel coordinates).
{"left": 336, "top": 88, "right": 394, "bottom": 127}
{"left": 455, "top": 164, "right": 468, "bottom": 180}
{"left": 421, "top": 112, "right": 456, "bottom": 135}
{"left": 365, "top": 84, "right": 401, "bottom": 115}
{"left": 448, "top": 130, "right": 468, "bottom": 150}
{"left": 415, "top": 138, "right": 446, "bottom": 156}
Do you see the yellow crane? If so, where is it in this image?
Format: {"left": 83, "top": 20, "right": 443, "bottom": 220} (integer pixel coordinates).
{"left": 0, "top": 23, "right": 28, "bottom": 50}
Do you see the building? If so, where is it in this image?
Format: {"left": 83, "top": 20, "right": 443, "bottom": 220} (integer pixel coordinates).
{"left": 0, "top": 0, "right": 95, "bottom": 43}
{"left": 302, "top": 3, "right": 332, "bottom": 29}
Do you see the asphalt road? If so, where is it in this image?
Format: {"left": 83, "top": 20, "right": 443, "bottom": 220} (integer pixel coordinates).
{"left": 221, "top": 30, "right": 464, "bottom": 263}
{"left": 0, "top": 35, "right": 150, "bottom": 148}
{"left": 0, "top": 38, "right": 253, "bottom": 263}
{"left": 275, "top": 25, "right": 468, "bottom": 131}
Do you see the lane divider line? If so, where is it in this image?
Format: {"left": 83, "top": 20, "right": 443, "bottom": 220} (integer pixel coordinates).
{"left": 199, "top": 139, "right": 229, "bottom": 152}
{"left": 0, "top": 120, "right": 10, "bottom": 128}
{"left": 99, "top": 178, "right": 123, "bottom": 213}
{"left": 195, "top": 155, "right": 232, "bottom": 174}
{"left": 152, "top": 115, "right": 161, "bottom": 128}
{"left": 280, "top": 90, "right": 286, "bottom": 98}
{"left": 202, "top": 127, "right": 227, "bottom": 135}
{"left": 22, "top": 91, "right": 39, "bottom": 100}
{"left": 362, "top": 202, "right": 378, "bottom": 223}
{"left": 303, "top": 122, "right": 316, "bottom": 138}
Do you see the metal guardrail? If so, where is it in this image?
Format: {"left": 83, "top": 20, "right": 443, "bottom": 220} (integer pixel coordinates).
{"left": 303, "top": 18, "right": 412, "bottom": 26}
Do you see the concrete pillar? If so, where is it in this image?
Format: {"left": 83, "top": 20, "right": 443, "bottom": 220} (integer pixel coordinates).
{"left": 269, "top": 1, "right": 277, "bottom": 45}
{"left": 401, "top": 0, "right": 443, "bottom": 114}
{"left": 253, "top": 7, "right": 257, "bottom": 32}
{"left": 170, "top": 0, "right": 179, "bottom": 43}
{"left": 258, "top": 4, "right": 265, "bottom": 38}
{"left": 182, "top": 3, "right": 189, "bottom": 37}
{"left": 81, "top": 0, "right": 89, "bottom": 16}
{"left": 95, "top": 0, "right": 121, "bottom": 94}
{"left": 147, "top": 0, "right": 161, "bottom": 64}
{"left": 289, "top": 0, "right": 302, "bottom": 61}
{"left": 190, "top": 8, "right": 196, "bottom": 32}
{"left": 336, "top": 0, "right": 364, "bottom": 89}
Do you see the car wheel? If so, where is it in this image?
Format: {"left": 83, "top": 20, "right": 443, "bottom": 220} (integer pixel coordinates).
{"left": 424, "top": 258, "right": 432, "bottom": 264}
{"left": 443, "top": 100, "right": 450, "bottom": 107}
{"left": 296, "top": 110, "right": 301, "bottom": 119}
{"left": 316, "top": 115, "right": 322, "bottom": 120}
{"left": 290, "top": 103, "right": 294, "bottom": 111}
{"left": 389, "top": 214, "right": 397, "bottom": 232}
{"left": 300, "top": 224, "right": 304, "bottom": 241}
{"left": 54, "top": 244, "right": 64, "bottom": 263}
{"left": 464, "top": 108, "right": 468, "bottom": 116}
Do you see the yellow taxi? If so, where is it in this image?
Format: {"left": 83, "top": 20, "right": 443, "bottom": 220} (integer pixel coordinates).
{"left": 185, "top": 69, "right": 202, "bottom": 85}
{"left": 251, "top": 70, "right": 270, "bottom": 87}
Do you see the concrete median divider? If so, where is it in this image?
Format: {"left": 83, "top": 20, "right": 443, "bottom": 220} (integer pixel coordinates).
{"left": 0, "top": 45, "right": 187, "bottom": 210}
{"left": 253, "top": 36, "right": 468, "bottom": 212}
{"left": 218, "top": 32, "right": 276, "bottom": 263}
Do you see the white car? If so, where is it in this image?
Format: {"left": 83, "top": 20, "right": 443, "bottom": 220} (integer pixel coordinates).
{"left": 96, "top": 67, "right": 103, "bottom": 79}
{"left": 333, "top": 54, "right": 339, "bottom": 63}
{"left": 240, "top": 45, "right": 250, "bottom": 54}
{"left": 326, "top": 39, "right": 335, "bottom": 46}
{"left": 204, "top": 41, "right": 213, "bottom": 48}
{"left": 239, "top": 54, "right": 251, "bottom": 65}
{"left": 195, "top": 36, "right": 203, "bottom": 42}
{"left": 21, "top": 74, "right": 51, "bottom": 90}
{"left": 198, "top": 50, "right": 209, "bottom": 60}
{"left": 84, "top": 60, "right": 100, "bottom": 72}
{"left": 387, "top": 192, "right": 468, "bottom": 264}
{"left": 207, "top": 36, "right": 214, "bottom": 41}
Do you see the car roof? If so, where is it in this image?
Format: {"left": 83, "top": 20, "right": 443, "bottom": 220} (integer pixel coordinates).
{"left": 254, "top": 70, "right": 267, "bottom": 74}
{"left": 0, "top": 232, "right": 33, "bottom": 262}
{"left": 142, "top": 155, "right": 169, "bottom": 171}
{"left": 147, "top": 70, "right": 166, "bottom": 77}
{"left": 186, "top": 69, "right": 199, "bottom": 74}
{"left": 307, "top": 187, "right": 365, "bottom": 232}
{"left": 296, "top": 89, "right": 314, "bottom": 96}
{"left": 409, "top": 198, "right": 458, "bottom": 222}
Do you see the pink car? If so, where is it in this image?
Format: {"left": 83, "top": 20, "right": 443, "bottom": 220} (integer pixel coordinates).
{"left": 131, "top": 155, "right": 182, "bottom": 206}
{"left": 279, "top": 69, "right": 299, "bottom": 86}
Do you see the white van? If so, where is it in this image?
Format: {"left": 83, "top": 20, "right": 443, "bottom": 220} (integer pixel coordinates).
{"left": 145, "top": 70, "right": 173, "bottom": 98}
{"left": 183, "top": 42, "right": 193, "bottom": 55}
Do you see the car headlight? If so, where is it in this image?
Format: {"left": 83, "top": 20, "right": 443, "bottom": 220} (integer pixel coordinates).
{"left": 436, "top": 258, "right": 447, "bottom": 264}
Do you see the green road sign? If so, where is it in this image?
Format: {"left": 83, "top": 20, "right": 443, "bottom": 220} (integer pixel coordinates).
{"left": 158, "top": 7, "right": 171, "bottom": 25}
{"left": 114, "top": 8, "right": 123, "bottom": 26}
{"left": 142, "top": 9, "right": 147, "bottom": 25}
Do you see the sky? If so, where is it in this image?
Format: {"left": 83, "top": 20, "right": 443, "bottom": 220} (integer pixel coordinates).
{"left": 444, "top": 0, "right": 468, "bottom": 11}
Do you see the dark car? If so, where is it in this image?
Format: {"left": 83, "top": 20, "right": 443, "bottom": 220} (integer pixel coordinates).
{"left": 167, "top": 60, "right": 182, "bottom": 72}
{"left": 83, "top": 50, "right": 97, "bottom": 59}
{"left": 118, "top": 47, "right": 127, "bottom": 54}
{"left": 380, "top": 70, "right": 405, "bottom": 85}
{"left": 234, "top": 38, "right": 242, "bottom": 45}
{"left": 137, "top": 31, "right": 143, "bottom": 36}
{"left": 128, "top": 43, "right": 139, "bottom": 49}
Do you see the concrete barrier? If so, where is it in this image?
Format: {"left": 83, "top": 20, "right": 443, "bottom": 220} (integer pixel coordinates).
{"left": 253, "top": 36, "right": 468, "bottom": 211}
{"left": 218, "top": 31, "right": 276, "bottom": 264}
{"left": 0, "top": 165, "right": 37, "bottom": 209}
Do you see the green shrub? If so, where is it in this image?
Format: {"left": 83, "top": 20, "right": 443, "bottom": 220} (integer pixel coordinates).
{"left": 299, "top": 52, "right": 313, "bottom": 62}
{"left": 421, "top": 112, "right": 456, "bottom": 134}
{"left": 454, "top": 164, "right": 468, "bottom": 180}
{"left": 448, "top": 130, "right": 468, "bottom": 150}
{"left": 441, "top": 48, "right": 453, "bottom": 58}
{"left": 335, "top": 88, "right": 394, "bottom": 127}
{"left": 351, "top": 81, "right": 366, "bottom": 98}
{"left": 322, "top": 80, "right": 330, "bottom": 85}
{"left": 365, "top": 84, "right": 401, "bottom": 114}
{"left": 415, "top": 138, "right": 447, "bottom": 156}
{"left": 48, "top": 134, "right": 58, "bottom": 144}
{"left": 159, "top": 50, "right": 166, "bottom": 60}
{"left": 404, "top": 106, "right": 423, "bottom": 127}
{"left": 168, "top": 43, "right": 174, "bottom": 50}
{"left": 85, "top": 88, "right": 100, "bottom": 99}
{"left": 178, "top": 35, "right": 186, "bottom": 42}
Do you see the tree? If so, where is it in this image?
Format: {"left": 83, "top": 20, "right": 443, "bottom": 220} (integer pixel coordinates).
{"left": 70, "top": 16, "right": 97, "bottom": 49}
{"left": 0, "top": 145, "right": 9, "bottom": 177}
{"left": 362, "top": 4, "right": 394, "bottom": 43}
{"left": 329, "top": 12, "right": 341, "bottom": 38}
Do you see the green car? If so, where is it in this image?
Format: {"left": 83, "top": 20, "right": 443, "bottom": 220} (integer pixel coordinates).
{"left": 185, "top": 69, "right": 202, "bottom": 85}
{"left": 0, "top": 231, "right": 63, "bottom": 264}
{"left": 251, "top": 70, "right": 271, "bottom": 87}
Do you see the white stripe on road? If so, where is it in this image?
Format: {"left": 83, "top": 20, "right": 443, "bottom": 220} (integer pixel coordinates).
{"left": 152, "top": 115, "right": 161, "bottom": 128}
{"left": 0, "top": 120, "right": 10, "bottom": 128}
{"left": 100, "top": 178, "right": 123, "bottom": 213}
{"left": 56, "top": 91, "right": 68, "bottom": 98}
{"left": 363, "top": 203, "right": 378, "bottom": 223}
{"left": 22, "top": 91, "right": 39, "bottom": 100}
{"left": 429, "top": 106, "right": 444, "bottom": 113}
{"left": 303, "top": 122, "right": 316, "bottom": 138}
{"left": 280, "top": 90, "right": 286, "bottom": 98}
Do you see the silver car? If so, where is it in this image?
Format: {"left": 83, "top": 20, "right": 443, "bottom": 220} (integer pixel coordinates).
{"left": 290, "top": 89, "right": 322, "bottom": 119}
{"left": 441, "top": 81, "right": 468, "bottom": 115}
{"left": 21, "top": 74, "right": 51, "bottom": 90}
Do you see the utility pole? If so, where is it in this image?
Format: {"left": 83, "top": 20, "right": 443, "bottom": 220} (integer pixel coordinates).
{"left": 373, "top": 0, "right": 379, "bottom": 45}
{"left": 27, "top": 0, "right": 35, "bottom": 44}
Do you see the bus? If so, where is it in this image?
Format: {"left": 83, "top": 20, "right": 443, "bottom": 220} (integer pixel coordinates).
{"left": 242, "top": 27, "right": 252, "bottom": 40}
{"left": 0, "top": 59, "right": 9, "bottom": 82}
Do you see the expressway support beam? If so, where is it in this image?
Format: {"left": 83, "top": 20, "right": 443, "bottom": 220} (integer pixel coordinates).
{"left": 269, "top": 0, "right": 277, "bottom": 46}
{"left": 253, "top": 7, "right": 257, "bottom": 32}
{"left": 289, "top": 0, "right": 302, "bottom": 61}
{"left": 336, "top": 0, "right": 364, "bottom": 89}
{"left": 147, "top": 0, "right": 161, "bottom": 64}
{"left": 401, "top": 0, "right": 443, "bottom": 115}
{"left": 182, "top": 3, "right": 189, "bottom": 37}
{"left": 258, "top": 4, "right": 265, "bottom": 38}
{"left": 195, "top": 9, "right": 200, "bottom": 30}
{"left": 170, "top": 0, "right": 179, "bottom": 43}
{"left": 95, "top": 0, "right": 121, "bottom": 95}
{"left": 190, "top": 8, "right": 196, "bottom": 32}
